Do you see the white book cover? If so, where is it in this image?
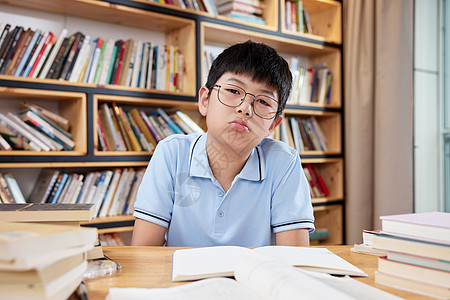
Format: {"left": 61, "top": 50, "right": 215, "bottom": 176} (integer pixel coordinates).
{"left": 23, "top": 31, "right": 49, "bottom": 77}
{"left": 87, "top": 38, "right": 103, "bottom": 83}
{"left": 38, "top": 28, "right": 68, "bottom": 79}
{"left": 69, "top": 35, "right": 91, "bottom": 82}
{"left": 130, "top": 40, "right": 143, "bottom": 88}
{"left": 98, "top": 169, "right": 122, "bottom": 218}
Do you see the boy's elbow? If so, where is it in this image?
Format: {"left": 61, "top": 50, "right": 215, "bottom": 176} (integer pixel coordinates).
{"left": 131, "top": 218, "right": 167, "bottom": 246}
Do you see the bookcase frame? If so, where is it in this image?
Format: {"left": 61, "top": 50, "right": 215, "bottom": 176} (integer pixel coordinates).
{"left": 0, "top": 0, "right": 344, "bottom": 245}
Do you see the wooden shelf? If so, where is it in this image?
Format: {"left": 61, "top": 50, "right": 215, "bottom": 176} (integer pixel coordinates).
{"left": 281, "top": 0, "right": 342, "bottom": 44}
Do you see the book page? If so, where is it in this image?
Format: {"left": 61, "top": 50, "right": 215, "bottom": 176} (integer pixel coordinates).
{"left": 171, "top": 246, "right": 252, "bottom": 281}
{"left": 235, "top": 253, "right": 357, "bottom": 300}
{"left": 252, "top": 246, "right": 367, "bottom": 276}
{"left": 304, "top": 270, "right": 404, "bottom": 300}
{"left": 107, "top": 277, "right": 262, "bottom": 300}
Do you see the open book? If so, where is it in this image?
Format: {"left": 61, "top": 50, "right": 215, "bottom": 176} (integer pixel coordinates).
{"left": 107, "top": 253, "right": 401, "bottom": 300}
{"left": 171, "top": 246, "right": 367, "bottom": 282}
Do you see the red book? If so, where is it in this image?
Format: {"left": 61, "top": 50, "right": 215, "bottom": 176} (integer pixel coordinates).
{"left": 113, "top": 41, "right": 127, "bottom": 85}
{"left": 312, "top": 164, "right": 329, "bottom": 196}
{"left": 28, "top": 32, "right": 55, "bottom": 78}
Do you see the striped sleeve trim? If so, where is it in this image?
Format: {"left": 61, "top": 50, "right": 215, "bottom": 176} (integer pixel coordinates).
{"left": 272, "top": 220, "right": 315, "bottom": 234}
{"left": 133, "top": 209, "right": 170, "bottom": 228}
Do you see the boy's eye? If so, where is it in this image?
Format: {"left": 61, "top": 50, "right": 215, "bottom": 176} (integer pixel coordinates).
{"left": 256, "top": 98, "right": 270, "bottom": 107}
{"left": 225, "top": 88, "right": 241, "bottom": 96}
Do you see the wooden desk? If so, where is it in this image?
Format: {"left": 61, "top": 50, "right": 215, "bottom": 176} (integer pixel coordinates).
{"left": 85, "top": 246, "right": 432, "bottom": 300}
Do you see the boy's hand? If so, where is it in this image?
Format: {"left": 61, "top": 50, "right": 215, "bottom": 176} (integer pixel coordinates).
{"left": 275, "top": 228, "right": 310, "bottom": 246}
{"left": 131, "top": 218, "right": 167, "bottom": 246}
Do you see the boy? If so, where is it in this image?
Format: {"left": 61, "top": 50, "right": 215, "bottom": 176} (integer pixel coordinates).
{"left": 132, "top": 40, "right": 314, "bottom": 247}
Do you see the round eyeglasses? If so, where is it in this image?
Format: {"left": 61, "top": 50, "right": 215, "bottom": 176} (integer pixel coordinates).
{"left": 213, "top": 84, "right": 280, "bottom": 120}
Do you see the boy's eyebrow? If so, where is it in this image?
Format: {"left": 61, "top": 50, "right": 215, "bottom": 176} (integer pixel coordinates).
{"left": 226, "top": 78, "right": 277, "bottom": 98}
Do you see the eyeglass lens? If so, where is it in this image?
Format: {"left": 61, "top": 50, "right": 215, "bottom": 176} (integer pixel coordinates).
{"left": 217, "top": 84, "right": 278, "bottom": 119}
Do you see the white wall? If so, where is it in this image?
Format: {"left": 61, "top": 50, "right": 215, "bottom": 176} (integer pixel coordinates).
{"left": 414, "top": 0, "right": 441, "bottom": 211}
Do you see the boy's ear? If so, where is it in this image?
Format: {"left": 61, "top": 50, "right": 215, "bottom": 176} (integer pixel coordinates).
{"left": 198, "top": 86, "right": 210, "bottom": 117}
{"left": 269, "top": 115, "right": 283, "bottom": 132}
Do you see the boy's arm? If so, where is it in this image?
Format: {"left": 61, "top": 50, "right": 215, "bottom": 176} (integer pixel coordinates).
{"left": 275, "top": 228, "right": 310, "bottom": 246}
{"left": 131, "top": 218, "right": 167, "bottom": 246}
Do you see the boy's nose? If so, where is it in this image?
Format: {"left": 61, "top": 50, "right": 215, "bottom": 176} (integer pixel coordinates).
{"left": 236, "top": 94, "right": 253, "bottom": 117}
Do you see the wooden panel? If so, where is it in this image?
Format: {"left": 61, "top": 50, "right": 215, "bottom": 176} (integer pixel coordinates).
{"left": 0, "top": 161, "right": 149, "bottom": 168}
{"left": 202, "top": 22, "right": 338, "bottom": 56}
{"left": 314, "top": 203, "right": 343, "bottom": 244}
{"left": 281, "top": 0, "right": 342, "bottom": 44}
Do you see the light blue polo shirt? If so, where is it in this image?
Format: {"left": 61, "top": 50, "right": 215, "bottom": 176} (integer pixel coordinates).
{"left": 133, "top": 132, "right": 314, "bottom": 247}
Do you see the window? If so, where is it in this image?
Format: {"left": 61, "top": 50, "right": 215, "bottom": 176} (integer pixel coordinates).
{"left": 443, "top": 0, "right": 450, "bottom": 211}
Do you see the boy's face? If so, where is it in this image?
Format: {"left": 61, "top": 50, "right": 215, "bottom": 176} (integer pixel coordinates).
{"left": 198, "top": 72, "right": 282, "bottom": 156}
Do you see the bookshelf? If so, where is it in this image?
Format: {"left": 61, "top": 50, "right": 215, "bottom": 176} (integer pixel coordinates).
{"left": 0, "top": 0, "right": 344, "bottom": 244}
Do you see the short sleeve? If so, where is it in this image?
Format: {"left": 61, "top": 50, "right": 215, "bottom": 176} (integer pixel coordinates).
{"left": 270, "top": 154, "right": 315, "bottom": 233}
{"left": 133, "top": 139, "right": 176, "bottom": 228}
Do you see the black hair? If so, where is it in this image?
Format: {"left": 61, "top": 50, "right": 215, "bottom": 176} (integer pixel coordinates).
{"left": 205, "top": 40, "right": 292, "bottom": 118}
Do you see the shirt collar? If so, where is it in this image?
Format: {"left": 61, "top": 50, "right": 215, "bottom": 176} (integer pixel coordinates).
{"left": 188, "top": 133, "right": 265, "bottom": 181}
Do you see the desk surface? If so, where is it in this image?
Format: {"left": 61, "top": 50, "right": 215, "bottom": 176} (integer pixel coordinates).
{"left": 85, "top": 246, "right": 432, "bottom": 300}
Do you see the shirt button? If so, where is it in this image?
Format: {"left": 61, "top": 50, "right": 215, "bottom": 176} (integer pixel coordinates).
{"left": 218, "top": 211, "right": 224, "bottom": 218}
{"left": 217, "top": 191, "right": 224, "bottom": 197}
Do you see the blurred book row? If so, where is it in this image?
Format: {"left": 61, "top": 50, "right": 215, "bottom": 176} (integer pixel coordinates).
{"left": 0, "top": 102, "right": 73, "bottom": 152}
{"left": 26, "top": 168, "right": 146, "bottom": 218}
{"left": 288, "top": 58, "right": 333, "bottom": 106}
{"left": 0, "top": 24, "right": 184, "bottom": 92}
{"left": 150, "top": 0, "right": 266, "bottom": 25}
{"left": 284, "top": 0, "right": 312, "bottom": 34}
{"left": 277, "top": 116, "right": 328, "bottom": 152}
{"left": 97, "top": 103, "right": 204, "bottom": 152}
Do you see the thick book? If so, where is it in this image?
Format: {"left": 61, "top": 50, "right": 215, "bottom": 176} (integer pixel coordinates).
{"left": 378, "top": 257, "right": 450, "bottom": 289}
{"left": 372, "top": 233, "right": 450, "bottom": 261}
{"left": 0, "top": 222, "right": 97, "bottom": 260}
{"left": 0, "top": 260, "right": 86, "bottom": 300}
{"left": 380, "top": 212, "right": 450, "bottom": 243}
{"left": 108, "top": 252, "right": 399, "bottom": 300}
{"left": 171, "top": 246, "right": 367, "bottom": 282}
{"left": 0, "top": 203, "right": 95, "bottom": 222}
{"left": 375, "top": 271, "right": 450, "bottom": 299}
{"left": 0, "top": 252, "right": 84, "bottom": 284}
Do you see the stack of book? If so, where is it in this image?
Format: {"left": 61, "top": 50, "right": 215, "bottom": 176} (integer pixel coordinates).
{"left": 287, "top": 58, "right": 333, "bottom": 105}
{"left": 0, "top": 24, "right": 184, "bottom": 92}
{"left": 0, "top": 102, "right": 73, "bottom": 152}
{"left": 0, "top": 222, "right": 97, "bottom": 300}
{"left": 284, "top": 0, "right": 312, "bottom": 34}
{"left": 278, "top": 116, "right": 328, "bottom": 152}
{"left": 0, "top": 172, "right": 26, "bottom": 203}
{"left": 28, "top": 167, "right": 146, "bottom": 218}
{"left": 373, "top": 212, "right": 450, "bottom": 299}
{"left": 213, "top": 0, "right": 266, "bottom": 25}
{"left": 97, "top": 104, "right": 204, "bottom": 152}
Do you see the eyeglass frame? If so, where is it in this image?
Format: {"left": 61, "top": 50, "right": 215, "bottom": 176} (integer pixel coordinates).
{"left": 211, "top": 84, "right": 281, "bottom": 120}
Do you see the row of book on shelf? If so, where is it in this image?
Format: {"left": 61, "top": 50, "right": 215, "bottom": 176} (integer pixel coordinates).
{"left": 277, "top": 116, "right": 328, "bottom": 152}
{"left": 150, "top": 0, "right": 267, "bottom": 25}
{"left": 288, "top": 58, "right": 333, "bottom": 106}
{"left": 0, "top": 101, "right": 73, "bottom": 152}
{"left": 24, "top": 168, "right": 146, "bottom": 218}
{"left": 351, "top": 212, "right": 450, "bottom": 299}
{"left": 0, "top": 24, "right": 184, "bottom": 91}
{"left": 97, "top": 103, "right": 204, "bottom": 152}
{"left": 285, "top": 0, "right": 312, "bottom": 34}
